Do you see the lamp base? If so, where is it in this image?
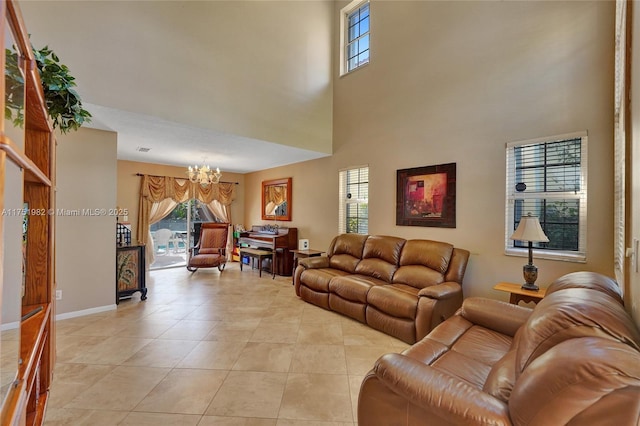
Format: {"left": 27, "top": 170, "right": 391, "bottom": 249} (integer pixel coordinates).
{"left": 522, "top": 264, "right": 539, "bottom": 291}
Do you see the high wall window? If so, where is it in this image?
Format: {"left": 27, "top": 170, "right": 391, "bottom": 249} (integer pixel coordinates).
{"left": 341, "top": 0, "right": 370, "bottom": 75}
{"left": 339, "top": 166, "right": 369, "bottom": 234}
{"left": 505, "top": 132, "right": 588, "bottom": 262}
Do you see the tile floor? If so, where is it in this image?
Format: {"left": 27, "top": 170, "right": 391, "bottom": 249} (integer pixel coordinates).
{"left": 44, "top": 263, "right": 409, "bottom": 425}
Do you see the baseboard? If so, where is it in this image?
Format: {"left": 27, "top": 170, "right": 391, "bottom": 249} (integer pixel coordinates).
{"left": 55, "top": 304, "right": 117, "bottom": 321}
{"left": 2, "top": 304, "right": 118, "bottom": 330}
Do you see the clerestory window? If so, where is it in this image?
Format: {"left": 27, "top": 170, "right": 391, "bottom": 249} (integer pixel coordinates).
{"left": 341, "top": 0, "right": 370, "bottom": 75}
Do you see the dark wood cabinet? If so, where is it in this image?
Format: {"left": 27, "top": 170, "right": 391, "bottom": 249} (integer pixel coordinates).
{"left": 116, "top": 245, "right": 147, "bottom": 304}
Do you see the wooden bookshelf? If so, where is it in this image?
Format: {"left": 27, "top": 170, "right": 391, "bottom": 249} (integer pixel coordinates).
{"left": 0, "top": 1, "right": 56, "bottom": 424}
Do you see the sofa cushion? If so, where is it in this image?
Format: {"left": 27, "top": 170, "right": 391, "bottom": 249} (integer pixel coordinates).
{"left": 515, "top": 288, "right": 640, "bottom": 373}
{"left": 403, "top": 315, "right": 513, "bottom": 390}
{"left": 327, "top": 234, "right": 368, "bottom": 273}
{"left": 329, "top": 274, "right": 387, "bottom": 303}
{"left": 482, "top": 349, "right": 517, "bottom": 402}
{"left": 367, "top": 284, "right": 419, "bottom": 319}
{"left": 355, "top": 236, "right": 405, "bottom": 281}
{"left": 393, "top": 240, "right": 453, "bottom": 289}
{"left": 429, "top": 326, "right": 512, "bottom": 389}
{"left": 299, "top": 268, "right": 350, "bottom": 293}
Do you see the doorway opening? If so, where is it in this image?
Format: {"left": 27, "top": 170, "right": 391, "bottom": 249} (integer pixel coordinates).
{"left": 150, "top": 199, "right": 217, "bottom": 270}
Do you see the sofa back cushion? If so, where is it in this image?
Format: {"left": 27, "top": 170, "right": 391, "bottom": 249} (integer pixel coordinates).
{"left": 392, "top": 240, "right": 454, "bottom": 289}
{"left": 545, "top": 271, "right": 624, "bottom": 304}
{"left": 509, "top": 337, "right": 640, "bottom": 425}
{"left": 327, "top": 233, "right": 369, "bottom": 273}
{"left": 354, "top": 235, "right": 405, "bottom": 282}
{"left": 514, "top": 288, "right": 640, "bottom": 374}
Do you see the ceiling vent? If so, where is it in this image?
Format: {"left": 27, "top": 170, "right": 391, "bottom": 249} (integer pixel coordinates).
{"left": 136, "top": 146, "right": 151, "bottom": 153}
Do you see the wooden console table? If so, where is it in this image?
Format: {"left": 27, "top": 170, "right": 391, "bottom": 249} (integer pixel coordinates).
{"left": 493, "top": 282, "right": 547, "bottom": 305}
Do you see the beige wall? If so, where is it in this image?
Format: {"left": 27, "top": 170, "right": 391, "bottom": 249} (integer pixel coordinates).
{"left": 245, "top": 0, "right": 615, "bottom": 301}
{"left": 52, "top": 1, "right": 619, "bottom": 314}
{"left": 117, "top": 160, "right": 246, "bottom": 241}
{"left": 21, "top": 1, "right": 334, "bottom": 155}
{"left": 56, "top": 128, "right": 118, "bottom": 314}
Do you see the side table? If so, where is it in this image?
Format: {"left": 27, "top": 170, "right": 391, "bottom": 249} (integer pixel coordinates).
{"left": 493, "top": 282, "right": 547, "bottom": 305}
{"left": 291, "top": 249, "right": 325, "bottom": 284}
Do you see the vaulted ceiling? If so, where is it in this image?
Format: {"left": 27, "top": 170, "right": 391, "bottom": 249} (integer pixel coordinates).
{"left": 19, "top": 0, "right": 335, "bottom": 173}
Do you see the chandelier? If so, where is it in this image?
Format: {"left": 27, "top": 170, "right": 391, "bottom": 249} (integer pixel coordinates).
{"left": 187, "top": 164, "right": 222, "bottom": 185}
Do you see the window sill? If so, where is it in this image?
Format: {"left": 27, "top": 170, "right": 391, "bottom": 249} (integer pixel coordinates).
{"left": 340, "top": 61, "right": 370, "bottom": 78}
{"left": 505, "top": 247, "right": 586, "bottom": 263}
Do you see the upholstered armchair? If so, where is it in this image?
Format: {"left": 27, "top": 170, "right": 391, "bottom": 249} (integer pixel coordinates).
{"left": 186, "top": 222, "right": 229, "bottom": 272}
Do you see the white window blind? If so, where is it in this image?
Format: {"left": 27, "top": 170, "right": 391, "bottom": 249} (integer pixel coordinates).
{"left": 613, "top": 0, "right": 627, "bottom": 288}
{"left": 505, "top": 132, "right": 588, "bottom": 262}
{"left": 339, "top": 166, "right": 369, "bottom": 234}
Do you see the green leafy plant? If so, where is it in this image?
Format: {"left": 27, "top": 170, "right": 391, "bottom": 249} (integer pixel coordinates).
{"left": 5, "top": 44, "right": 91, "bottom": 133}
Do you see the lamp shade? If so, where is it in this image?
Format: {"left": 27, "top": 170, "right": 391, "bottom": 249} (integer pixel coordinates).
{"left": 510, "top": 213, "right": 549, "bottom": 243}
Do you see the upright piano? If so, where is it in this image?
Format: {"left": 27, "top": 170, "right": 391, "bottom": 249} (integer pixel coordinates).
{"left": 237, "top": 225, "right": 298, "bottom": 276}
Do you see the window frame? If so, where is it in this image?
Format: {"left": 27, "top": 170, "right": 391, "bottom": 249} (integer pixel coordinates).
{"left": 505, "top": 131, "right": 588, "bottom": 263}
{"left": 339, "top": 165, "right": 369, "bottom": 235}
{"left": 340, "top": 0, "right": 370, "bottom": 76}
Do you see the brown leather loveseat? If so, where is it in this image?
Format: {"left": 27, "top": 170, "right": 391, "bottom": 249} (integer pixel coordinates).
{"left": 293, "top": 234, "right": 470, "bottom": 344}
{"left": 358, "top": 271, "right": 640, "bottom": 425}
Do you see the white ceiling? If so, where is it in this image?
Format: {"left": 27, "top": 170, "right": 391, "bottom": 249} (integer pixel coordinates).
{"left": 86, "top": 103, "right": 329, "bottom": 174}
{"left": 20, "top": 1, "right": 335, "bottom": 174}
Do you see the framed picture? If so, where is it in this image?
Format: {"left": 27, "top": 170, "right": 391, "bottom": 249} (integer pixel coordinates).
{"left": 396, "top": 162, "right": 456, "bottom": 228}
{"left": 262, "top": 177, "right": 292, "bottom": 221}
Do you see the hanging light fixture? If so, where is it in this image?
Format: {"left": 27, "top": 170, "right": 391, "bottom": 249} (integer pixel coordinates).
{"left": 187, "top": 164, "right": 222, "bottom": 185}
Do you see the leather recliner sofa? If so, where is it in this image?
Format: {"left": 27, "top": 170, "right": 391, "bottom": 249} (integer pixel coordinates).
{"left": 293, "top": 234, "right": 470, "bottom": 344}
{"left": 358, "top": 271, "right": 640, "bottom": 425}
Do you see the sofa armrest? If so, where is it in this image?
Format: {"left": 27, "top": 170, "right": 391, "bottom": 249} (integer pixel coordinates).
{"left": 460, "top": 297, "right": 532, "bottom": 337}
{"left": 418, "top": 281, "right": 461, "bottom": 300}
{"left": 373, "top": 353, "right": 510, "bottom": 424}
{"left": 298, "top": 256, "right": 330, "bottom": 269}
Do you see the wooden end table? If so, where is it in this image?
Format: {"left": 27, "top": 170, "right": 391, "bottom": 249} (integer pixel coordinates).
{"left": 291, "top": 249, "right": 325, "bottom": 284}
{"left": 493, "top": 282, "right": 547, "bottom": 305}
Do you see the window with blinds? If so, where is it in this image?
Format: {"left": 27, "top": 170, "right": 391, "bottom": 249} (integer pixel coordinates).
{"left": 505, "top": 132, "right": 587, "bottom": 262}
{"left": 339, "top": 166, "right": 369, "bottom": 234}
{"left": 340, "top": 0, "right": 370, "bottom": 75}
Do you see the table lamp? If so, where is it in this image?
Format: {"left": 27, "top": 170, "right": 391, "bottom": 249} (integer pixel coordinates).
{"left": 510, "top": 213, "right": 549, "bottom": 291}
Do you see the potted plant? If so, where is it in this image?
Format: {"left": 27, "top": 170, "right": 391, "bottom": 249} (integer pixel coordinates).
{"left": 5, "top": 44, "right": 91, "bottom": 133}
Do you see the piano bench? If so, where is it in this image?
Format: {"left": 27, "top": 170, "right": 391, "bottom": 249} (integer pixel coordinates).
{"left": 239, "top": 248, "right": 274, "bottom": 278}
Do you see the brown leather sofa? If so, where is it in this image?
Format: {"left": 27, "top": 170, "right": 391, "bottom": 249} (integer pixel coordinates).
{"left": 358, "top": 271, "right": 640, "bottom": 425}
{"left": 293, "top": 234, "right": 470, "bottom": 344}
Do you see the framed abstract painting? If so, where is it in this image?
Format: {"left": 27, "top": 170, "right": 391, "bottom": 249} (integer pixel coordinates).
{"left": 396, "top": 163, "right": 456, "bottom": 228}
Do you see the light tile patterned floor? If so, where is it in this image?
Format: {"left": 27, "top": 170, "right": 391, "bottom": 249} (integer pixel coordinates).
{"left": 44, "top": 263, "right": 409, "bottom": 425}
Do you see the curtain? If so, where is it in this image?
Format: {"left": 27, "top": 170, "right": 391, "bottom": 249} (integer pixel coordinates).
{"left": 265, "top": 185, "right": 286, "bottom": 215}
{"left": 137, "top": 175, "right": 191, "bottom": 246}
{"left": 146, "top": 198, "right": 179, "bottom": 266}
{"left": 137, "top": 175, "right": 237, "bottom": 268}
{"left": 206, "top": 199, "right": 233, "bottom": 260}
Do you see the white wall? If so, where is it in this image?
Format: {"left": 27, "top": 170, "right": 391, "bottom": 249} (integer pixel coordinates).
{"left": 55, "top": 128, "right": 118, "bottom": 314}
